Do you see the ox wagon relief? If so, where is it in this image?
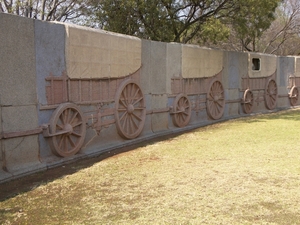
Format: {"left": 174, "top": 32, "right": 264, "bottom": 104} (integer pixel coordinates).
{"left": 241, "top": 71, "right": 278, "bottom": 114}
{"left": 170, "top": 69, "right": 225, "bottom": 126}
{"left": 42, "top": 69, "right": 147, "bottom": 157}
{"left": 41, "top": 67, "right": 226, "bottom": 157}
{"left": 240, "top": 56, "right": 279, "bottom": 114}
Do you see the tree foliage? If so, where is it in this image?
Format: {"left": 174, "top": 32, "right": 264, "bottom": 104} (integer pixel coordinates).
{"left": 91, "top": 0, "right": 281, "bottom": 46}
{"left": 2, "top": 0, "right": 294, "bottom": 55}
{"left": 259, "top": 0, "right": 300, "bottom": 55}
{"left": 231, "top": 0, "right": 281, "bottom": 52}
{"left": 0, "top": 0, "right": 89, "bottom": 21}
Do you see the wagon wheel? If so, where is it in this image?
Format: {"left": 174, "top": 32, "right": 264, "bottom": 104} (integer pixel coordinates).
{"left": 206, "top": 79, "right": 225, "bottom": 120}
{"left": 289, "top": 86, "right": 299, "bottom": 106}
{"left": 172, "top": 93, "right": 191, "bottom": 128}
{"left": 49, "top": 103, "right": 86, "bottom": 157}
{"left": 242, "top": 89, "right": 254, "bottom": 114}
{"left": 115, "top": 79, "right": 146, "bottom": 139}
{"left": 264, "top": 79, "right": 277, "bottom": 110}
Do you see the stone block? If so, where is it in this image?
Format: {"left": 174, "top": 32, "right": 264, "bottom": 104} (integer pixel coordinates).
{"left": 225, "top": 89, "right": 240, "bottom": 117}
{"left": 295, "top": 57, "right": 300, "bottom": 77}
{"left": 277, "top": 87, "right": 290, "bottom": 108}
{"left": 141, "top": 40, "right": 152, "bottom": 94}
{"left": 166, "top": 43, "right": 182, "bottom": 94}
{"left": 3, "top": 136, "right": 44, "bottom": 175}
{"left": 223, "top": 51, "right": 248, "bottom": 89}
{"left": 150, "top": 41, "right": 168, "bottom": 94}
{"left": 0, "top": 13, "right": 37, "bottom": 106}
{"left": 65, "top": 24, "right": 141, "bottom": 79}
{"left": 277, "top": 56, "right": 295, "bottom": 87}
{"left": 2, "top": 105, "right": 39, "bottom": 133}
{"left": 35, "top": 20, "right": 66, "bottom": 107}
{"left": 182, "top": 45, "right": 223, "bottom": 78}
{"left": 248, "top": 53, "right": 277, "bottom": 78}
{"left": 151, "top": 94, "right": 169, "bottom": 132}
{"left": 141, "top": 94, "right": 153, "bottom": 136}
{"left": 141, "top": 40, "right": 168, "bottom": 95}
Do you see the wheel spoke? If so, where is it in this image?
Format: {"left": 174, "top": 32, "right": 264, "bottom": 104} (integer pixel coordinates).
{"left": 64, "top": 109, "right": 70, "bottom": 123}
{"left": 126, "top": 85, "right": 132, "bottom": 103}
{"left": 71, "top": 131, "right": 82, "bottom": 137}
{"left": 182, "top": 111, "right": 189, "bottom": 116}
{"left": 119, "top": 99, "right": 127, "bottom": 108}
{"left": 119, "top": 111, "right": 127, "bottom": 122}
{"left": 67, "top": 136, "right": 76, "bottom": 148}
{"left": 59, "top": 113, "right": 66, "bottom": 125}
{"left": 132, "top": 86, "right": 140, "bottom": 100}
{"left": 69, "top": 111, "right": 79, "bottom": 125}
{"left": 56, "top": 123, "right": 64, "bottom": 130}
{"left": 132, "top": 112, "right": 142, "bottom": 121}
{"left": 130, "top": 116, "right": 138, "bottom": 129}
{"left": 64, "top": 136, "right": 68, "bottom": 152}
{"left": 72, "top": 121, "right": 83, "bottom": 128}
{"left": 121, "top": 89, "right": 128, "bottom": 104}
{"left": 121, "top": 113, "right": 128, "bottom": 130}
{"left": 132, "top": 97, "right": 143, "bottom": 106}
{"left": 58, "top": 135, "right": 65, "bottom": 150}
{"left": 133, "top": 107, "right": 144, "bottom": 110}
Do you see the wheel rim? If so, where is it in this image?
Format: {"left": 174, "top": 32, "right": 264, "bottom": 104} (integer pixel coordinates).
{"left": 242, "top": 89, "right": 254, "bottom": 114}
{"left": 115, "top": 80, "right": 146, "bottom": 139}
{"left": 206, "top": 80, "right": 225, "bottom": 120}
{"left": 172, "top": 94, "right": 191, "bottom": 127}
{"left": 49, "top": 103, "right": 86, "bottom": 157}
{"left": 265, "top": 79, "right": 277, "bottom": 110}
{"left": 289, "top": 86, "right": 299, "bottom": 106}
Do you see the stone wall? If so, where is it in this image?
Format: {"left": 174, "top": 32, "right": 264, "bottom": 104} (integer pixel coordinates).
{"left": 0, "top": 13, "right": 298, "bottom": 183}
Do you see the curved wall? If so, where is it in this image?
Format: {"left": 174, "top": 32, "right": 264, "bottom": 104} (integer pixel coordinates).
{"left": 0, "top": 13, "right": 299, "bottom": 183}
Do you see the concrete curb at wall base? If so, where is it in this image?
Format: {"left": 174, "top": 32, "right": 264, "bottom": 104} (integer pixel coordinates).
{"left": 0, "top": 107, "right": 296, "bottom": 184}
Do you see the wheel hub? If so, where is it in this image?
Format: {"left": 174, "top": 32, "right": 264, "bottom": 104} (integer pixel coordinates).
{"left": 214, "top": 95, "right": 219, "bottom": 102}
{"left": 64, "top": 124, "right": 73, "bottom": 135}
{"left": 127, "top": 104, "right": 134, "bottom": 114}
{"left": 179, "top": 106, "right": 185, "bottom": 112}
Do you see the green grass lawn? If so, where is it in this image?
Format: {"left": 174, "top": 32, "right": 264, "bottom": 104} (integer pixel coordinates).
{"left": 1, "top": 109, "right": 300, "bottom": 224}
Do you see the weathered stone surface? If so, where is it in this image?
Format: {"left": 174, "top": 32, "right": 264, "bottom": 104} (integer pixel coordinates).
{"left": 65, "top": 24, "right": 141, "bottom": 79}
{"left": 141, "top": 40, "right": 152, "bottom": 94}
{"left": 0, "top": 13, "right": 37, "bottom": 106}
{"left": 149, "top": 41, "right": 167, "bottom": 94}
{"left": 277, "top": 56, "right": 294, "bottom": 86}
{"left": 226, "top": 89, "right": 239, "bottom": 116}
{"left": 141, "top": 94, "right": 154, "bottom": 136}
{"left": 35, "top": 20, "right": 66, "bottom": 106}
{"left": 166, "top": 43, "right": 182, "bottom": 94}
{"left": 3, "top": 136, "right": 44, "bottom": 175}
{"left": 182, "top": 45, "right": 223, "bottom": 78}
{"left": 277, "top": 87, "right": 290, "bottom": 108}
{"left": 248, "top": 53, "right": 277, "bottom": 78}
{"left": 151, "top": 94, "right": 169, "bottom": 132}
{"left": 223, "top": 51, "right": 247, "bottom": 89}
{"left": 2, "top": 105, "right": 39, "bottom": 133}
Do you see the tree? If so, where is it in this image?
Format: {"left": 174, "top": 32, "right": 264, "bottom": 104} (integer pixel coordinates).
{"left": 91, "top": 0, "right": 280, "bottom": 46}
{"left": 90, "top": 0, "right": 240, "bottom": 43}
{"left": 230, "top": 0, "right": 281, "bottom": 52}
{"left": 258, "top": 0, "right": 300, "bottom": 55}
{"left": 0, "top": 0, "right": 89, "bottom": 21}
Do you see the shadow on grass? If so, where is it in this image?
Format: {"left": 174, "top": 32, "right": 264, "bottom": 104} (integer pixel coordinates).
{"left": 0, "top": 133, "right": 181, "bottom": 202}
{"left": 0, "top": 147, "right": 135, "bottom": 201}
